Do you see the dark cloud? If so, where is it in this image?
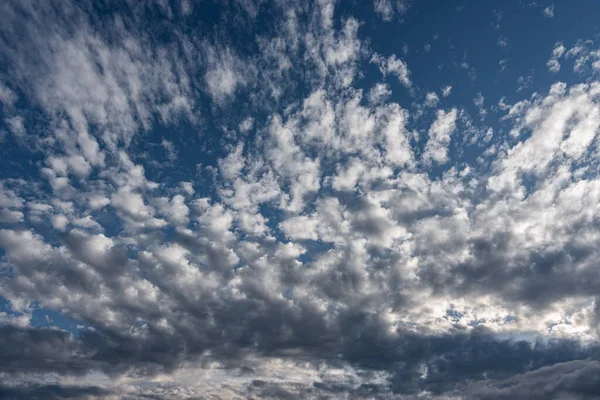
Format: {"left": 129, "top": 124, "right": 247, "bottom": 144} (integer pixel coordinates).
{"left": 0, "top": 384, "right": 112, "bottom": 400}
{"left": 466, "top": 360, "right": 600, "bottom": 400}
{"left": 2, "top": 320, "right": 600, "bottom": 398}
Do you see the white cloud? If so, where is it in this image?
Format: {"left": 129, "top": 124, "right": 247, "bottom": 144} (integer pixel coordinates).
{"left": 88, "top": 195, "right": 110, "bottom": 210}
{"left": 238, "top": 116, "right": 254, "bottom": 133}
{"left": 274, "top": 242, "right": 306, "bottom": 261}
{"left": 497, "top": 35, "right": 508, "bottom": 48}
{"left": 0, "top": 209, "right": 24, "bottom": 223}
{"left": 204, "top": 45, "right": 253, "bottom": 104}
{"left": 373, "top": 0, "right": 394, "bottom": 21}
{"left": 368, "top": 83, "right": 391, "bottom": 104}
{"left": 372, "top": 54, "right": 412, "bottom": 88}
{"left": 158, "top": 195, "right": 189, "bottom": 226}
{"left": 280, "top": 215, "right": 319, "bottom": 240}
{"left": 553, "top": 42, "right": 567, "bottom": 58}
{"left": 425, "top": 92, "right": 440, "bottom": 107}
{"left": 441, "top": 85, "right": 452, "bottom": 97}
{"left": 0, "top": 185, "right": 24, "bottom": 209}
{"left": 5, "top": 115, "right": 25, "bottom": 137}
{"left": 473, "top": 92, "right": 487, "bottom": 119}
{"left": 219, "top": 143, "right": 245, "bottom": 180}
{"left": 266, "top": 115, "right": 321, "bottom": 212}
{"left": 423, "top": 108, "right": 458, "bottom": 164}
{"left": 547, "top": 42, "right": 566, "bottom": 73}
{"left": 162, "top": 139, "right": 177, "bottom": 161}
{"left": 331, "top": 158, "right": 367, "bottom": 191}
{"left": 547, "top": 58, "right": 561, "bottom": 73}
{"left": 72, "top": 215, "right": 103, "bottom": 231}
{"left": 111, "top": 186, "right": 165, "bottom": 229}
{"left": 181, "top": 181, "right": 195, "bottom": 195}
{"left": 517, "top": 75, "right": 533, "bottom": 92}
{"left": 0, "top": 82, "right": 17, "bottom": 107}
{"left": 51, "top": 214, "right": 69, "bottom": 232}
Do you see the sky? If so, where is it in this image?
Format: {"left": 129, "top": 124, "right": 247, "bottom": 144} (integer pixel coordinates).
{"left": 2, "top": 0, "right": 600, "bottom": 399}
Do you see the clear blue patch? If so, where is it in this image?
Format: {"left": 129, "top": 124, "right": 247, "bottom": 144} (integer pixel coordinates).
{"left": 30, "top": 305, "right": 88, "bottom": 337}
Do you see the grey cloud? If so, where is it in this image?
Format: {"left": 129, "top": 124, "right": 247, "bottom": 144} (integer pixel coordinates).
{"left": 0, "top": 383, "right": 112, "bottom": 400}
{"left": 467, "top": 360, "right": 600, "bottom": 400}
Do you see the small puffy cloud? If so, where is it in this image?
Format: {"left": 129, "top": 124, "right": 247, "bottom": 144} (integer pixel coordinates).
{"left": 162, "top": 139, "right": 177, "bottom": 161}
{"left": 473, "top": 91, "right": 487, "bottom": 119}
{"left": 51, "top": 214, "right": 69, "bottom": 231}
{"left": 181, "top": 182, "right": 195, "bottom": 195}
{"left": 204, "top": 45, "right": 253, "bottom": 104}
{"left": 219, "top": 143, "right": 245, "bottom": 180}
{"left": 547, "top": 42, "right": 566, "bottom": 73}
{"left": 0, "top": 209, "right": 24, "bottom": 223}
{"left": 280, "top": 215, "right": 319, "bottom": 240}
{"left": 425, "top": 92, "right": 439, "bottom": 107}
{"left": 553, "top": 42, "right": 567, "bottom": 58}
{"left": 372, "top": 54, "right": 412, "bottom": 88}
{"left": 368, "top": 83, "right": 391, "bottom": 104}
{"left": 72, "top": 215, "right": 103, "bottom": 231}
{"left": 373, "top": 0, "right": 394, "bottom": 21}
{"left": 155, "top": 195, "right": 189, "bottom": 226}
{"left": 5, "top": 116, "right": 25, "bottom": 137}
{"left": 497, "top": 35, "right": 508, "bottom": 48}
{"left": 88, "top": 195, "right": 110, "bottom": 210}
{"left": 423, "top": 108, "right": 458, "bottom": 164}
{"left": 0, "top": 82, "right": 17, "bottom": 107}
{"left": 547, "top": 58, "right": 561, "bottom": 73}
{"left": 441, "top": 85, "right": 452, "bottom": 97}
{"left": 238, "top": 117, "right": 254, "bottom": 133}
{"left": 274, "top": 242, "right": 306, "bottom": 261}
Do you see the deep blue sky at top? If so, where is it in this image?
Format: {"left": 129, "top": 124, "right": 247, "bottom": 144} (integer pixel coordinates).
{"left": 2, "top": 0, "right": 598, "bottom": 188}
{"left": 123, "top": 0, "right": 599, "bottom": 175}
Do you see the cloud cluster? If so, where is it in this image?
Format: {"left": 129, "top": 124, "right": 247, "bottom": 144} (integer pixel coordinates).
{"left": 1, "top": 0, "right": 600, "bottom": 398}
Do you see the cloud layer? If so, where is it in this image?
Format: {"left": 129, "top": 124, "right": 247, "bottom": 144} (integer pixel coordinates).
{"left": 1, "top": 0, "right": 600, "bottom": 398}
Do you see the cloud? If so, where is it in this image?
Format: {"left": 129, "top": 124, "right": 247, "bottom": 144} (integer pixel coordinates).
{"left": 423, "top": 108, "right": 458, "bottom": 164}
{"left": 0, "top": 209, "right": 23, "bottom": 223}
{"left": 368, "top": 83, "right": 392, "bottom": 104}
{"left": 543, "top": 4, "right": 555, "bottom": 18}
{"left": 497, "top": 35, "right": 508, "bottom": 48}
{"left": 373, "top": 0, "right": 394, "bottom": 21}
{"left": 547, "top": 58, "right": 561, "bottom": 73}
{"left": 372, "top": 54, "right": 412, "bottom": 88}
{"left": 441, "top": 85, "right": 452, "bottom": 97}
{"left": 547, "top": 42, "right": 566, "bottom": 73}
{"left": 0, "top": 383, "right": 113, "bottom": 400}
{"left": 467, "top": 360, "right": 600, "bottom": 399}
{"left": 375, "top": 0, "right": 412, "bottom": 22}
{"left": 2, "top": 0, "right": 600, "bottom": 398}
{"left": 516, "top": 75, "right": 533, "bottom": 92}
{"left": 204, "top": 44, "right": 254, "bottom": 105}
{"left": 0, "top": 82, "right": 17, "bottom": 108}
{"left": 425, "top": 92, "right": 440, "bottom": 107}
{"left": 180, "top": 181, "right": 195, "bottom": 195}
{"left": 239, "top": 116, "right": 254, "bottom": 133}
{"left": 161, "top": 139, "right": 177, "bottom": 161}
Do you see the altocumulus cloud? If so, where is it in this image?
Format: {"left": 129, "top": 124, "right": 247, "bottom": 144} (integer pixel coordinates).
{"left": 2, "top": 0, "right": 600, "bottom": 399}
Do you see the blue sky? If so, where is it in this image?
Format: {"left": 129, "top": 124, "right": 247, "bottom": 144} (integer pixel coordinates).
{"left": 2, "top": 0, "right": 600, "bottom": 399}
